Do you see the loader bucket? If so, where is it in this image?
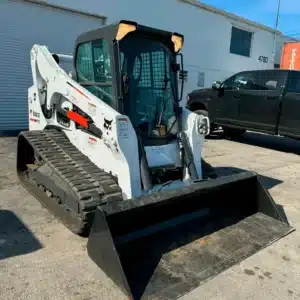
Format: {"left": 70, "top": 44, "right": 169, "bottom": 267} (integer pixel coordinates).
{"left": 87, "top": 171, "right": 294, "bottom": 300}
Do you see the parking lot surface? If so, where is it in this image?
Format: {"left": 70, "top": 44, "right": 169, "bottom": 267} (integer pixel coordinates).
{"left": 1, "top": 131, "right": 300, "bottom": 300}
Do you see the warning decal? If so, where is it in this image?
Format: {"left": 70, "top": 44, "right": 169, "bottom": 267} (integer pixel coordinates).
{"left": 88, "top": 102, "right": 97, "bottom": 117}
{"left": 118, "top": 118, "right": 129, "bottom": 139}
{"left": 88, "top": 136, "right": 97, "bottom": 147}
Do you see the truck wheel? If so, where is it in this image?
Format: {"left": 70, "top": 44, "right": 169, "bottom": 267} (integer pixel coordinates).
{"left": 223, "top": 127, "right": 245, "bottom": 140}
{"left": 194, "top": 109, "right": 208, "bottom": 117}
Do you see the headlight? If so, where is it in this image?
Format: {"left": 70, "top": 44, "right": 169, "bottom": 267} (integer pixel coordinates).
{"left": 196, "top": 115, "right": 210, "bottom": 136}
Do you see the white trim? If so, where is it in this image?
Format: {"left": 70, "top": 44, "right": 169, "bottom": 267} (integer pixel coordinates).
{"left": 178, "top": 0, "right": 283, "bottom": 35}
{"left": 230, "top": 21, "right": 257, "bottom": 34}
{"left": 21, "top": 0, "right": 107, "bottom": 23}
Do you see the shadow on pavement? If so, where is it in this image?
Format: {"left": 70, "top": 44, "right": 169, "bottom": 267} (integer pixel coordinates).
{"left": 202, "top": 157, "right": 282, "bottom": 189}
{"left": 201, "top": 158, "right": 288, "bottom": 226}
{"left": 208, "top": 130, "right": 300, "bottom": 155}
{"left": 0, "top": 130, "right": 22, "bottom": 137}
{"left": 239, "top": 132, "right": 300, "bottom": 155}
{"left": 214, "top": 166, "right": 282, "bottom": 190}
{"left": 0, "top": 210, "right": 43, "bottom": 260}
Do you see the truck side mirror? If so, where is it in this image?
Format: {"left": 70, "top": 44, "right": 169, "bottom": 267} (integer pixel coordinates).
{"left": 212, "top": 81, "right": 222, "bottom": 90}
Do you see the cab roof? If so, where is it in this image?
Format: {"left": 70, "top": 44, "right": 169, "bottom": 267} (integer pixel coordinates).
{"left": 75, "top": 20, "right": 184, "bottom": 53}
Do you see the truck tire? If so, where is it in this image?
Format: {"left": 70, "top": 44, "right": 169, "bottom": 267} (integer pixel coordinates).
{"left": 223, "top": 127, "right": 246, "bottom": 140}
{"left": 194, "top": 109, "right": 208, "bottom": 117}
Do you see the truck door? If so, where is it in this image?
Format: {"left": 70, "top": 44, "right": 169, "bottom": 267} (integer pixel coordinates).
{"left": 213, "top": 72, "right": 248, "bottom": 126}
{"left": 237, "top": 70, "right": 286, "bottom": 133}
{"left": 278, "top": 71, "right": 300, "bottom": 138}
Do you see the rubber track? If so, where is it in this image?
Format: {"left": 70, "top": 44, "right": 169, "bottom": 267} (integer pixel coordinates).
{"left": 20, "top": 128, "right": 123, "bottom": 234}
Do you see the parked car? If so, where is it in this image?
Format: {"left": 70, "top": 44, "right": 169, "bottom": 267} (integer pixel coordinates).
{"left": 186, "top": 69, "right": 300, "bottom": 139}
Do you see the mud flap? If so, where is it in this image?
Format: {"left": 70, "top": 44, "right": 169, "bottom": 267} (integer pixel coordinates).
{"left": 87, "top": 171, "right": 294, "bottom": 300}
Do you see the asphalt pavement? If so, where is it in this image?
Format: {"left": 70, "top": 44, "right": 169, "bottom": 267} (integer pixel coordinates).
{"left": 1, "top": 131, "right": 300, "bottom": 300}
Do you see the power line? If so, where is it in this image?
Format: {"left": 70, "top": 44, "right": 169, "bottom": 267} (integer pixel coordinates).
{"left": 271, "top": 0, "right": 281, "bottom": 64}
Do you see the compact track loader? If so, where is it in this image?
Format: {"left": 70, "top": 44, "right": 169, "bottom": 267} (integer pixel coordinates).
{"left": 17, "top": 20, "right": 294, "bottom": 300}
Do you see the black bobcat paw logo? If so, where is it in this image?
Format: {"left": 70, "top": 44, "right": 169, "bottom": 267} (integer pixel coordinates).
{"left": 104, "top": 118, "right": 113, "bottom": 131}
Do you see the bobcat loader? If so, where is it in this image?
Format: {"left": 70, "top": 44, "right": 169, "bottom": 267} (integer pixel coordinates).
{"left": 17, "top": 20, "right": 293, "bottom": 300}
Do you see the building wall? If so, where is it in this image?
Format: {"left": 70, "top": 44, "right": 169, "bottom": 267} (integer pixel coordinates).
{"left": 29, "top": 0, "right": 278, "bottom": 102}
{"left": 0, "top": 0, "right": 105, "bottom": 132}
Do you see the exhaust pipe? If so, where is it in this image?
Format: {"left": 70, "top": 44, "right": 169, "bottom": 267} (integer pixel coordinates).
{"left": 87, "top": 171, "right": 294, "bottom": 300}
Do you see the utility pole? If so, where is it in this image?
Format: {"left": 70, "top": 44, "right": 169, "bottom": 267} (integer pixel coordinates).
{"left": 271, "top": 0, "right": 281, "bottom": 67}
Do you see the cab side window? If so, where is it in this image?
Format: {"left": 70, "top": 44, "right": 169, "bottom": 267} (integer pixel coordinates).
{"left": 75, "top": 39, "right": 114, "bottom": 107}
{"left": 252, "top": 71, "right": 281, "bottom": 91}
{"left": 223, "top": 71, "right": 282, "bottom": 91}
{"left": 287, "top": 72, "right": 300, "bottom": 93}
{"left": 223, "top": 73, "right": 255, "bottom": 90}
{"left": 76, "top": 42, "right": 93, "bottom": 82}
{"left": 222, "top": 75, "right": 238, "bottom": 90}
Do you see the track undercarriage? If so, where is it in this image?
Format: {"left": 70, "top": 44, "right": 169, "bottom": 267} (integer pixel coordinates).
{"left": 16, "top": 128, "right": 123, "bottom": 236}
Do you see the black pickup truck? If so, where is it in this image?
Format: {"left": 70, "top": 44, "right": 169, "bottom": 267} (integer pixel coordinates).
{"left": 187, "top": 69, "right": 300, "bottom": 139}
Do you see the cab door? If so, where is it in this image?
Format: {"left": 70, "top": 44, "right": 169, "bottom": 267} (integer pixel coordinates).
{"left": 278, "top": 71, "right": 300, "bottom": 138}
{"left": 212, "top": 72, "right": 247, "bottom": 126}
{"left": 237, "top": 70, "right": 286, "bottom": 133}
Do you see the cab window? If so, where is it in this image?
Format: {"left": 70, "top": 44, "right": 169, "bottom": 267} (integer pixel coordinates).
{"left": 75, "top": 39, "right": 114, "bottom": 107}
{"left": 223, "top": 73, "right": 255, "bottom": 90}
{"left": 223, "top": 71, "right": 283, "bottom": 91}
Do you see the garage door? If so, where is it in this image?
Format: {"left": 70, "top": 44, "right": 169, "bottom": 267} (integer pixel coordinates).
{"left": 0, "top": 0, "right": 105, "bottom": 132}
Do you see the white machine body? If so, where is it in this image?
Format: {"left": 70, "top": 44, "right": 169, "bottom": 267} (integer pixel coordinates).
{"left": 28, "top": 45, "right": 210, "bottom": 200}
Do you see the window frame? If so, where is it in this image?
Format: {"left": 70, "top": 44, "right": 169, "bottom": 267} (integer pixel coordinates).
{"left": 74, "top": 38, "right": 121, "bottom": 111}
{"left": 223, "top": 70, "right": 287, "bottom": 92}
{"left": 222, "top": 71, "right": 250, "bottom": 90}
{"left": 229, "top": 26, "right": 253, "bottom": 58}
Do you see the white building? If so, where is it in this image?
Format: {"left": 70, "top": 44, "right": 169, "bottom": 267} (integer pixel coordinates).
{"left": 0, "top": 0, "right": 284, "bottom": 132}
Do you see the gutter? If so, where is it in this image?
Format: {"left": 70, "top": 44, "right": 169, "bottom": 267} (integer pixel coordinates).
{"left": 178, "top": 0, "right": 282, "bottom": 35}
{"left": 22, "top": 0, "right": 107, "bottom": 24}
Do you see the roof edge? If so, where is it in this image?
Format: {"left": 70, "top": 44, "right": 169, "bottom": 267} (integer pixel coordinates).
{"left": 23, "top": 0, "right": 107, "bottom": 22}
{"left": 178, "top": 0, "right": 282, "bottom": 35}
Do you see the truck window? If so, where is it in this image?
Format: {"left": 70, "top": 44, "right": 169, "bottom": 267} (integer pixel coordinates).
{"left": 287, "top": 71, "right": 300, "bottom": 93}
{"left": 223, "top": 72, "right": 256, "bottom": 90}
{"left": 242, "top": 70, "right": 285, "bottom": 91}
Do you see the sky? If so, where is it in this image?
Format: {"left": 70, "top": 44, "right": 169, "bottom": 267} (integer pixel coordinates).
{"left": 199, "top": 0, "right": 300, "bottom": 38}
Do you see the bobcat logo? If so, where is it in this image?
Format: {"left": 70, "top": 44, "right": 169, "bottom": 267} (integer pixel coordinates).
{"left": 104, "top": 118, "right": 113, "bottom": 131}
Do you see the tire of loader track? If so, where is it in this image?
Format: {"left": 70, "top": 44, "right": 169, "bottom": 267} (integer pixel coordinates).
{"left": 16, "top": 128, "right": 123, "bottom": 237}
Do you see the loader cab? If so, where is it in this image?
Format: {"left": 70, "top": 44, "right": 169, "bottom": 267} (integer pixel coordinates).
{"left": 73, "top": 20, "right": 186, "bottom": 143}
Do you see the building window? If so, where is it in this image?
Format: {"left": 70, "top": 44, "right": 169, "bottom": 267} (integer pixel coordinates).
{"left": 230, "top": 26, "right": 252, "bottom": 57}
